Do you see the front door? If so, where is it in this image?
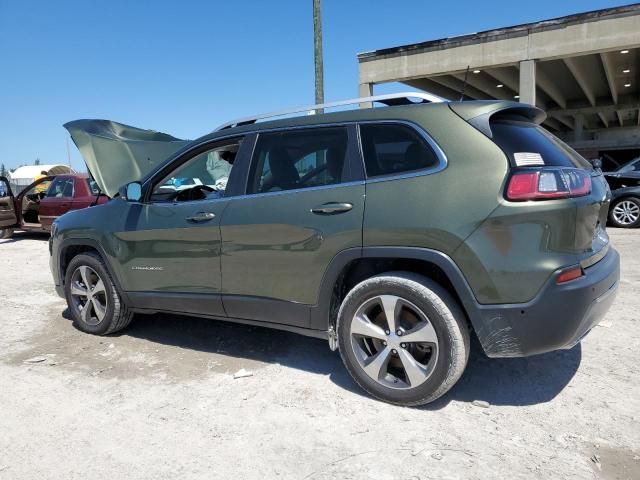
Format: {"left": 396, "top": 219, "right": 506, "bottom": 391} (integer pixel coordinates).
{"left": 39, "top": 176, "right": 73, "bottom": 229}
{"left": 115, "top": 137, "right": 247, "bottom": 318}
{"left": 220, "top": 125, "right": 365, "bottom": 328}
{"left": 0, "top": 177, "right": 17, "bottom": 228}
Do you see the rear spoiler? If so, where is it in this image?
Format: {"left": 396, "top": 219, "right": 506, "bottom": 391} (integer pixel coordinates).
{"left": 449, "top": 101, "right": 546, "bottom": 139}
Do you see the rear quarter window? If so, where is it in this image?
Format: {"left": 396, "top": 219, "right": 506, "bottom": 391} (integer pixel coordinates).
{"left": 359, "top": 123, "right": 440, "bottom": 178}
{"left": 491, "top": 120, "right": 592, "bottom": 170}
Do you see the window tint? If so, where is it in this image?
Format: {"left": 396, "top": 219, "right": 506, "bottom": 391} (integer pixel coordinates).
{"left": 491, "top": 120, "right": 592, "bottom": 170}
{"left": 151, "top": 140, "right": 241, "bottom": 202}
{"left": 46, "top": 178, "right": 74, "bottom": 198}
{"left": 86, "top": 179, "right": 101, "bottom": 195}
{"left": 248, "top": 127, "right": 348, "bottom": 194}
{"left": 359, "top": 123, "right": 439, "bottom": 178}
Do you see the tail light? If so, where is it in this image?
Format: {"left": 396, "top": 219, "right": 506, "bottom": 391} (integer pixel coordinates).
{"left": 556, "top": 265, "right": 584, "bottom": 284}
{"left": 506, "top": 167, "right": 591, "bottom": 201}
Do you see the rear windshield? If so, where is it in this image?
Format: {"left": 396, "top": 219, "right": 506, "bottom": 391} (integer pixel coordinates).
{"left": 491, "top": 120, "right": 592, "bottom": 170}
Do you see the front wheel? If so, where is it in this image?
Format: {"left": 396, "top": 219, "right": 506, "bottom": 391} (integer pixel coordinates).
{"left": 0, "top": 228, "right": 14, "bottom": 240}
{"left": 64, "top": 252, "right": 134, "bottom": 335}
{"left": 337, "top": 272, "right": 470, "bottom": 406}
{"left": 609, "top": 197, "right": 640, "bottom": 228}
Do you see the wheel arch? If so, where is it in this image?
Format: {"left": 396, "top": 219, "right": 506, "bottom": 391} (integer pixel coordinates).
{"left": 58, "top": 238, "right": 130, "bottom": 305}
{"left": 310, "top": 247, "right": 482, "bottom": 335}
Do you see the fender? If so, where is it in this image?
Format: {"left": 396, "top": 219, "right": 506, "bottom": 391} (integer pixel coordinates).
{"left": 309, "top": 246, "right": 483, "bottom": 334}
{"left": 56, "top": 237, "right": 132, "bottom": 306}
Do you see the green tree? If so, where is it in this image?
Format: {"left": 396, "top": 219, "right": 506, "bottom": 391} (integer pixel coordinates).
{"left": 0, "top": 163, "right": 6, "bottom": 177}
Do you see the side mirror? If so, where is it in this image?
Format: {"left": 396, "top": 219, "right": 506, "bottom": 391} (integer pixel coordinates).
{"left": 119, "top": 182, "right": 142, "bottom": 202}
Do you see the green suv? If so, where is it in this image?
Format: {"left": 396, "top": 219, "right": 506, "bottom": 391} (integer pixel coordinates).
{"left": 50, "top": 93, "right": 619, "bottom": 406}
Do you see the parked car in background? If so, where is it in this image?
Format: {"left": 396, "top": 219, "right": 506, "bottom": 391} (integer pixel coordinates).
{"left": 50, "top": 93, "right": 619, "bottom": 406}
{"left": 0, "top": 174, "right": 108, "bottom": 239}
{"left": 603, "top": 157, "right": 640, "bottom": 228}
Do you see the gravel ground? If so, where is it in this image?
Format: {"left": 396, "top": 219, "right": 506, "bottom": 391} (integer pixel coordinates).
{"left": 0, "top": 230, "right": 638, "bottom": 480}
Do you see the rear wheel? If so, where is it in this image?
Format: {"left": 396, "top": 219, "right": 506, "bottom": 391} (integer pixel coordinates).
{"left": 0, "top": 228, "right": 14, "bottom": 240}
{"left": 337, "top": 272, "right": 469, "bottom": 406}
{"left": 609, "top": 197, "right": 640, "bottom": 228}
{"left": 64, "top": 252, "right": 134, "bottom": 335}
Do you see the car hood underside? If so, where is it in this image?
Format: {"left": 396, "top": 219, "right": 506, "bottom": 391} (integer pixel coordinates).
{"left": 64, "top": 119, "right": 190, "bottom": 198}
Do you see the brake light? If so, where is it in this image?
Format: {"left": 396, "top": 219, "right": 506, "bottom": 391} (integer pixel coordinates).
{"left": 557, "top": 266, "right": 584, "bottom": 284}
{"left": 506, "top": 167, "right": 591, "bottom": 201}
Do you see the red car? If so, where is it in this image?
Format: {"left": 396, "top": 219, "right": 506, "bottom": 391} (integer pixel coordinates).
{"left": 0, "top": 174, "right": 108, "bottom": 239}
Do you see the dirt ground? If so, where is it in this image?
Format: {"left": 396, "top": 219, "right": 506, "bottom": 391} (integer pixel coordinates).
{"left": 0, "top": 230, "right": 638, "bottom": 480}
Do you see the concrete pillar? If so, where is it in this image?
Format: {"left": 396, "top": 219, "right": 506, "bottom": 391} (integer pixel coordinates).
{"left": 574, "top": 114, "right": 585, "bottom": 142}
{"left": 359, "top": 82, "right": 373, "bottom": 108}
{"left": 519, "top": 60, "right": 536, "bottom": 105}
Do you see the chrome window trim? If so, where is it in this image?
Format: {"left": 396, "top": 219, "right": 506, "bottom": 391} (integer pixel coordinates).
{"left": 242, "top": 123, "right": 359, "bottom": 198}
{"left": 234, "top": 180, "right": 365, "bottom": 201}
{"left": 357, "top": 120, "right": 448, "bottom": 184}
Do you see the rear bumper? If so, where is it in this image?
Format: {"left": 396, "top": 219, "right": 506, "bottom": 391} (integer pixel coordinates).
{"left": 474, "top": 247, "right": 620, "bottom": 357}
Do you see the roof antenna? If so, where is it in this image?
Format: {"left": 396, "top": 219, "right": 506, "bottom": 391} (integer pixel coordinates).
{"left": 459, "top": 65, "right": 470, "bottom": 101}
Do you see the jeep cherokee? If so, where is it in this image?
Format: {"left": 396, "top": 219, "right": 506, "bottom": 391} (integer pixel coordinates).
{"left": 49, "top": 93, "right": 620, "bottom": 406}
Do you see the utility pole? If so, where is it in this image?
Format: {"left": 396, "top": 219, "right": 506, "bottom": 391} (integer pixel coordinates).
{"left": 66, "top": 136, "right": 72, "bottom": 169}
{"left": 313, "top": 0, "right": 324, "bottom": 113}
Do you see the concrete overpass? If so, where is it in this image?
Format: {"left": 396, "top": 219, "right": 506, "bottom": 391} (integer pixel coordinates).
{"left": 358, "top": 4, "right": 640, "bottom": 166}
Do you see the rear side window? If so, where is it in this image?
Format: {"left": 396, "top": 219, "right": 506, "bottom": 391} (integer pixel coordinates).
{"left": 491, "top": 120, "right": 592, "bottom": 170}
{"left": 248, "top": 127, "right": 348, "bottom": 194}
{"left": 359, "top": 123, "right": 440, "bottom": 178}
{"left": 46, "top": 178, "right": 74, "bottom": 198}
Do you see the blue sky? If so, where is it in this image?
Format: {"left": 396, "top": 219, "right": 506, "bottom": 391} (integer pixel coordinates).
{"left": 0, "top": 0, "right": 628, "bottom": 171}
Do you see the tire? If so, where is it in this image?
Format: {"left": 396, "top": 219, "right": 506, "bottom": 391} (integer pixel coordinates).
{"left": 0, "top": 228, "right": 14, "bottom": 240}
{"left": 609, "top": 197, "right": 640, "bottom": 228}
{"left": 337, "top": 272, "right": 470, "bottom": 406}
{"left": 64, "top": 252, "right": 134, "bottom": 335}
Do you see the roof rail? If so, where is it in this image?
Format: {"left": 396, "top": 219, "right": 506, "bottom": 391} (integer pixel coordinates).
{"left": 215, "top": 91, "right": 445, "bottom": 131}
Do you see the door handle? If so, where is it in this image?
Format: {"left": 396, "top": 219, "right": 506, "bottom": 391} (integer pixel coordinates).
{"left": 186, "top": 212, "right": 216, "bottom": 223}
{"left": 311, "top": 202, "right": 353, "bottom": 215}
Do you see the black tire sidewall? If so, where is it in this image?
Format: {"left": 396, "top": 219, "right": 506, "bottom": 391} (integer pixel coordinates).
{"left": 337, "top": 274, "right": 465, "bottom": 406}
{"left": 64, "top": 253, "right": 118, "bottom": 335}
{"left": 609, "top": 197, "right": 640, "bottom": 228}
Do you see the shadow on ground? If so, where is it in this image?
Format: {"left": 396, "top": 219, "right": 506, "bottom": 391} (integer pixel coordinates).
{"left": 0, "top": 231, "right": 49, "bottom": 244}
{"left": 104, "top": 311, "right": 581, "bottom": 408}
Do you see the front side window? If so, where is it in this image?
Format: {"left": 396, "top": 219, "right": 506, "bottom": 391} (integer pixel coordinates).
{"left": 359, "top": 123, "right": 440, "bottom": 178}
{"left": 248, "top": 127, "right": 348, "bottom": 194}
{"left": 151, "top": 139, "right": 241, "bottom": 202}
{"left": 46, "top": 178, "right": 73, "bottom": 198}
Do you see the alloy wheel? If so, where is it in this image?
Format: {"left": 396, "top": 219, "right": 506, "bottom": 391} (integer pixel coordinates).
{"left": 69, "top": 265, "right": 108, "bottom": 326}
{"left": 349, "top": 295, "right": 439, "bottom": 389}
{"left": 612, "top": 200, "right": 640, "bottom": 226}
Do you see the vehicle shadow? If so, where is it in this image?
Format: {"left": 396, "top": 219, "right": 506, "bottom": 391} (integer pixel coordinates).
{"left": 71, "top": 311, "right": 581, "bottom": 408}
{"left": 0, "top": 231, "right": 49, "bottom": 244}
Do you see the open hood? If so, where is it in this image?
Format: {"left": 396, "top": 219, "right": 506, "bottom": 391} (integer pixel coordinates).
{"left": 64, "top": 119, "right": 190, "bottom": 198}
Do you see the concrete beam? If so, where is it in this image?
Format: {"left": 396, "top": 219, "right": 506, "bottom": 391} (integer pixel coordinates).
{"left": 556, "top": 116, "right": 575, "bottom": 130}
{"left": 617, "top": 110, "right": 624, "bottom": 127}
{"left": 402, "top": 78, "right": 461, "bottom": 101}
{"left": 429, "top": 75, "right": 492, "bottom": 100}
{"left": 519, "top": 60, "right": 536, "bottom": 105}
{"left": 483, "top": 67, "right": 520, "bottom": 92}
{"left": 543, "top": 117, "right": 565, "bottom": 131}
{"left": 563, "top": 57, "right": 596, "bottom": 106}
{"left": 358, "top": 13, "right": 640, "bottom": 84}
{"left": 547, "top": 100, "right": 640, "bottom": 117}
{"left": 536, "top": 68, "right": 567, "bottom": 109}
{"left": 452, "top": 71, "right": 516, "bottom": 100}
{"left": 600, "top": 52, "right": 619, "bottom": 104}
{"left": 598, "top": 113, "right": 609, "bottom": 128}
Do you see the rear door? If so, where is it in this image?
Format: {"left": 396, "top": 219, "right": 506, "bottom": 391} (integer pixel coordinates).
{"left": 219, "top": 125, "right": 365, "bottom": 328}
{"left": 39, "top": 176, "right": 75, "bottom": 229}
{"left": 0, "top": 177, "right": 17, "bottom": 228}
